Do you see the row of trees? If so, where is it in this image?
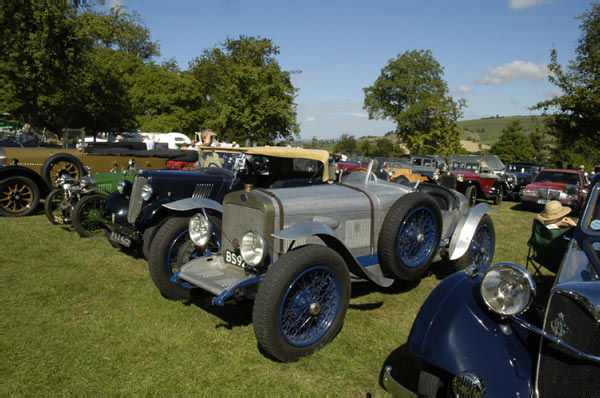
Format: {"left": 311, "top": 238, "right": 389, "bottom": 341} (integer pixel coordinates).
{"left": 0, "top": 2, "right": 298, "bottom": 145}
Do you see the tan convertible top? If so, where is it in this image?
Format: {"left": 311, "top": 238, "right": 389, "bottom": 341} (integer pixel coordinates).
{"left": 199, "top": 146, "right": 331, "bottom": 181}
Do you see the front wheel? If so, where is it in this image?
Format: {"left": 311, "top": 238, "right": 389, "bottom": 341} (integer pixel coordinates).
{"left": 72, "top": 194, "right": 107, "bottom": 237}
{"left": 464, "top": 185, "right": 477, "bottom": 207}
{"left": 449, "top": 214, "right": 495, "bottom": 272}
{"left": 44, "top": 188, "right": 70, "bottom": 224}
{"left": 252, "top": 245, "right": 351, "bottom": 362}
{"left": 148, "top": 214, "right": 222, "bottom": 300}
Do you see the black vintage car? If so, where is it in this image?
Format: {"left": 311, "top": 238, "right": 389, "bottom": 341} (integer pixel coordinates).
{"left": 503, "top": 162, "right": 544, "bottom": 200}
{"left": 103, "top": 147, "right": 332, "bottom": 297}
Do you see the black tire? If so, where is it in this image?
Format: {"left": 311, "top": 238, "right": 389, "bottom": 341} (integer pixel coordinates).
{"left": 72, "top": 194, "right": 107, "bottom": 237}
{"left": 44, "top": 188, "right": 70, "bottom": 224}
{"left": 449, "top": 214, "right": 495, "bottom": 272}
{"left": 418, "top": 363, "right": 451, "bottom": 398}
{"left": 377, "top": 192, "right": 442, "bottom": 281}
{"left": 148, "top": 214, "right": 222, "bottom": 300}
{"left": 465, "top": 185, "right": 477, "bottom": 207}
{"left": 0, "top": 176, "right": 41, "bottom": 217}
{"left": 41, "top": 153, "right": 84, "bottom": 186}
{"left": 252, "top": 245, "right": 351, "bottom": 362}
{"left": 142, "top": 224, "right": 160, "bottom": 260}
{"left": 493, "top": 185, "right": 503, "bottom": 205}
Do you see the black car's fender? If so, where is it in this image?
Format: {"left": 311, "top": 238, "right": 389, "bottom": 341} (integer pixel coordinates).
{"left": 408, "top": 271, "right": 535, "bottom": 397}
{"left": 104, "top": 190, "right": 130, "bottom": 227}
{"left": 272, "top": 221, "right": 394, "bottom": 288}
{"left": 162, "top": 197, "right": 224, "bottom": 215}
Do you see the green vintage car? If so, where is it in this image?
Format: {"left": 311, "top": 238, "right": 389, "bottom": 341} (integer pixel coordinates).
{"left": 45, "top": 170, "right": 136, "bottom": 237}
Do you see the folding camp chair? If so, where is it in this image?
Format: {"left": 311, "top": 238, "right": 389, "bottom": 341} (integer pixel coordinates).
{"left": 526, "top": 219, "right": 572, "bottom": 277}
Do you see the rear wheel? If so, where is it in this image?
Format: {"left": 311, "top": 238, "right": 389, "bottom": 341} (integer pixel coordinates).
{"left": 44, "top": 188, "right": 70, "bottom": 224}
{"left": 72, "top": 194, "right": 107, "bottom": 237}
{"left": 0, "top": 176, "right": 40, "bottom": 217}
{"left": 41, "top": 154, "right": 84, "bottom": 186}
{"left": 449, "top": 214, "right": 495, "bottom": 272}
{"left": 253, "top": 245, "right": 351, "bottom": 362}
{"left": 148, "top": 214, "right": 222, "bottom": 300}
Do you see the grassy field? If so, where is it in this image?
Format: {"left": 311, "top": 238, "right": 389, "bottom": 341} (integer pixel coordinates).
{"left": 459, "top": 115, "right": 547, "bottom": 146}
{"left": 0, "top": 200, "right": 539, "bottom": 395}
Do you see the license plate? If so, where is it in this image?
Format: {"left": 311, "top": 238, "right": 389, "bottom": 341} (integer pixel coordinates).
{"left": 537, "top": 199, "right": 550, "bottom": 204}
{"left": 225, "top": 249, "right": 247, "bottom": 268}
{"left": 110, "top": 231, "right": 131, "bottom": 247}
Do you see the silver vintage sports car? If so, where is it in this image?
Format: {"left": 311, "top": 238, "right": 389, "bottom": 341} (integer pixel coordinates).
{"left": 165, "top": 163, "right": 496, "bottom": 362}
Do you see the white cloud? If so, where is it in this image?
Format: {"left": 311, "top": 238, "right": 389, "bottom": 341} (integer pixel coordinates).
{"left": 351, "top": 112, "right": 368, "bottom": 118}
{"left": 109, "top": 0, "right": 125, "bottom": 9}
{"left": 476, "top": 61, "right": 550, "bottom": 85}
{"left": 457, "top": 85, "right": 472, "bottom": 94}
{"left": 508, "top": 0, "right": 550, "bottom": 10}
{"left": 306, "top": 116, "right": 316, "bottom": 122}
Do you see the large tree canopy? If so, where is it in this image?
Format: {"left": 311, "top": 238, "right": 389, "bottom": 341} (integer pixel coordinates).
{"left": 490, "top": 121, "right": 536, "bottom": 164}
{"left": 534, "top": 4, "right": 600, "bottom": 168}
{"left": 363, "top": 50, "right": 464, "bottom": 157}
{"left": 189, "top": 36, "right": 300, "bottom": 145}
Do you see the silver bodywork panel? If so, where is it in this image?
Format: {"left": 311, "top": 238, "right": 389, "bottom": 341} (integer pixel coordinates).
{"left": 447, "top": 203, "right": 495, "bottom": 260}
{"left": 162, "top": 197, "right": 223, "bottom": 214}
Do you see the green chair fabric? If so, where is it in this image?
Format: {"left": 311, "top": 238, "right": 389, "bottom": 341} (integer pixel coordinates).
{"left": 527, "top": 219, "right": 572, "bottom": 275}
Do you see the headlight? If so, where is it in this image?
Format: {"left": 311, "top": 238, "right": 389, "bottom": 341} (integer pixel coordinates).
{"left": 522, "top": 189, "right": 536, "bottom": 197}
{"left": 433, "top": 170, "right": 440, "bottom": 180}
{"left": 81, "top": 175, "right": 96, "bottom": 187}
{"left": 480, "top": 263, "right": 535, "bottom": 316}
{"left": 240, "top": 231, "right": 267, "bottom": 266}
{"left": 117, "top": 179, "right": 127, "bottom": 194}
{"left": 388, "top": 170, "right": 394, "bottom": 177}
{"left": 457, "top": 174, "right": 464, "bottom": 182}
{"left": 189, "top": 214, "right": 212, "bottom": 247}
{"left": 141, "top": 184, "right": 153, "bottom": 201}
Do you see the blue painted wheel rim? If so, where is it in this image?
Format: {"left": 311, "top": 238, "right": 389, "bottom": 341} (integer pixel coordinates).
{"left": 396, "top": 207, "right": 437, "bottom": 268}
{"left": 167, "top": 228, "right": 221, "bottom": 277}
{"left": 469, "top": 223, "right": 493, "bottom": 269}
{"left": 279, "top": 265, "right": 341, "bottom": 347}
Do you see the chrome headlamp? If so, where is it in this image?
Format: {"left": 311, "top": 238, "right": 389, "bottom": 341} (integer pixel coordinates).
{"left": 189, "top": 214, "right": 212, "bottom": 247}
{"left": 80, "top": 175, "right": 96, "bottom": 187}
{"left": 141, "top": 184, "right": 153, "bottom": 201}
{"left": 480, "top": 262, "right": 535, "bottom": 316}
{"left": 457, "top": 173, "right": 464, "bottom": 182}
{"left": 433, "top": 169, "right": 440, "bottom": 180}
{"left": 117, "top": 179, "right": 131, "bottom": 195}
{"left": 240, "top": 231, "right": 267, "bottom": 266}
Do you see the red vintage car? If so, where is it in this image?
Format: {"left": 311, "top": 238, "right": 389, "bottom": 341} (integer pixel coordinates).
{"left": 447, "top": 160, "right": 504, "bottom": 206}
{"left": 520, "top": 168, "right": 588, "bottom": 211}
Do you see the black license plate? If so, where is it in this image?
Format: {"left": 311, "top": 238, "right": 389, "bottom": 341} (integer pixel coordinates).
{"left": 109, "top": 232, "right": 131, "bottom": 247}
{"left": 225, "top": 249, "right": 247, "bottom": 268}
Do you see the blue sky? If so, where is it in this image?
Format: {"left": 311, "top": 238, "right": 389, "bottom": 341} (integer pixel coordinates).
{"left": 107, "top": 0, "right": 593, "bottom": 140}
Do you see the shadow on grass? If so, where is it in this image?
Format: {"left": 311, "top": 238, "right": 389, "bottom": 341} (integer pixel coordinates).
{"left": 185, "top": 289, "right": 254, "bottom": 329}
{"left": 379, "top": 343, "right": 421, "bottom": 395}
{"left": 510, "top": 202, "right": 537, "bottom": 213}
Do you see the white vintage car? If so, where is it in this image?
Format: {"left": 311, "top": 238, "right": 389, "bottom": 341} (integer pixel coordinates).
{"left": 163, "top": 163, "right": 497, "bottom": 362}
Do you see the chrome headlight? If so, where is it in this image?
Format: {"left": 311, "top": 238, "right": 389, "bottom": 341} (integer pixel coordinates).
{"left": 240, "top": 231, "right": 267, "bottom": 266}
{"left": 81, "top": 175, "right": 96, "bottom": 187}
{"left": 189, "top": 214, "right": 212, "bottom": 247}
{"left": 141, "top": 184, "right": 153, "bottom": 201}
{"left": 480, "top": 263, "right": 535, "bottom": 316}
{"left": 117, "top": 179, "right": 127, "bottom": 194}
{"left": 522, "top": 189, "right": 536, "bottom": 197}
{"left": 388, "top": 170, "right": 394, "bottom": 177}
{"left": 433, "top": 169, "right": 440, "bottom": 180}
{"left": 457, "top": 173, "right": 464, "bottom": 182}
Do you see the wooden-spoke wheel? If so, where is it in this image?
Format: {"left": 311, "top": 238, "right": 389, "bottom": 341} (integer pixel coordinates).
{"left": 0, "top": 176, "right": 40, "bottom": 217}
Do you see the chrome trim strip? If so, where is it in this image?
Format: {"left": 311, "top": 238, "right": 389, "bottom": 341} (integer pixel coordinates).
{"left": 552, "top": 288, "right": 600, "bottom": 322}
{"left": 382, "top": 366, "right": 417, "bottom": 398}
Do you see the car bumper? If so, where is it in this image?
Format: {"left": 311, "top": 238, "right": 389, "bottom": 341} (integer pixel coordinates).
{"left": 520, "top": 196, "right": 580, "bottom": 209}
{"left": 382, "top": 366, "right": 417, "bottom": 397}
{"left": 103, "top": 219, "right": 142, "bottom": 247}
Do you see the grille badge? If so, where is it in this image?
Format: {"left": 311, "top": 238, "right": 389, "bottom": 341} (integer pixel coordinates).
{"left": 232, "top": 238, "right": 239, "bottom": 249}
{"left": 551, "top": 312, "right": 569, "bottom": 338}
{"left": 452, "top": 372, "right": 484, "bottom": 398}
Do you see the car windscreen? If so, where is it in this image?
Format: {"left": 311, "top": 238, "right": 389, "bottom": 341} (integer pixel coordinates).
{"left": 534, "top": 171, "right": 580, "bottom": 185}
{"left": 507, "top": 164, "right": 532, "bottom": 173}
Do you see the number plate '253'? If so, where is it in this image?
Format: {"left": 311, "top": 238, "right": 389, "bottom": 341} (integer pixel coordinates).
{"left": 225, "top": 250, "right": 247, "bottom": 268}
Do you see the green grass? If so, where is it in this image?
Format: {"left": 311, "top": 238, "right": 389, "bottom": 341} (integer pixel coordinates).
{"left": 459, "top": 115, "right": 548, "bottom": 146}
{"left": 0, "top": 201, "right": 539, "bottom": 394}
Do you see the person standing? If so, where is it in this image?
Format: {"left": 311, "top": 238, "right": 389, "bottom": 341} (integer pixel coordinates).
{"left": 142, "top": 135, "right": 154, "bottom": 150}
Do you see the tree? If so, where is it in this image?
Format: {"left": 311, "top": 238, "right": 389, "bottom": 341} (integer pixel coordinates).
{"left": 363, "top": 49, "right": 464, "bottom": 156}
{"left": 533, "top": 4, "right": 600, "bottom": 167}
{"left": 490, "top": 121, "right": 536, "bottom": 163}
{"left": 189, "top": 36, "right": 300, "bottom": 144}
{"left": 333, "top": 134, "right": 358, "bottom": 153}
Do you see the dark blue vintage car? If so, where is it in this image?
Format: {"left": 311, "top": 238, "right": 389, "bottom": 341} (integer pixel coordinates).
{"left": 383, "top": 182, "right": 600, "bottom": 397}
{"left": 503, "top": 162, "right": 544, "bottom": 200}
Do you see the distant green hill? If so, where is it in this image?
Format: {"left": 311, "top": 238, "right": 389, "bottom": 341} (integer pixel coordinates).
{"left": 459, "top": 115, "right": 547, "bottom": 146}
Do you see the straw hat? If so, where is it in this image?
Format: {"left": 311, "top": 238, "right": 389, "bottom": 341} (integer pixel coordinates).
{"left": 537, "top": 200, "right": 571, "bottom": 223}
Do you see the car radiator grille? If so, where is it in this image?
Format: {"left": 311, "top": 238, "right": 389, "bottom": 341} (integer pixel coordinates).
{"left": 537, "top": 291, "right": 600, "bottom": 397}
{"left": 222, "top": 203, "right": 265, "bottom": 254}
{"left": 97, "top": 183, "right": 113, "bottom": 192}
{"left": 127, "top": 176, "right": 147, "bottom": 224}
{"left": 536, "top": 188, "right": 561, "bottom": 200}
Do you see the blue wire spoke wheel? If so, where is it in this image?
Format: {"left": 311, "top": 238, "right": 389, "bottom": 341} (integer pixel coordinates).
{"left": 450, "top": 214, "right": 495, "bottom": 272}
{"left": 396, "top": 207, "right": 438, "bottom": 268}
{"left": 279, "top": 266, "right": 341, "bottom": 347}
{"left": 253, "top": 245, "right": 350, "bottom": 362}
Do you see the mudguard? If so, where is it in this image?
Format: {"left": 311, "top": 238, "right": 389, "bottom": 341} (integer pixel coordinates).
{"left": 162, "top": 197, "right": 223, "bottom": 214}
{"left": 273, "top": 221, "right": 394, "bottom": 288}
{"left": 408, "top": 271, "right": 534, "bottom": 397}
{"left": 104, "top": 190, "right": 130, "bottom": 227}
{"left": 448, "top": 202, "right": 495, "bottom": 260}
{"left": 0, "top": 165, "right": 50, "bottom": 193}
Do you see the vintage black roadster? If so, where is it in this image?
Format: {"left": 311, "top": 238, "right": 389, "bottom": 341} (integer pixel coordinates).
{"left": 383, "top": 176, "right": 600, "bottom": 397}
{"left": 169, "top": 163, "right": 497, "bottom": 362}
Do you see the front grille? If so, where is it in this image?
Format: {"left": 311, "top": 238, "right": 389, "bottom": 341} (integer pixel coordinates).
{"left": 537, "top": 188, "right": 561, "bottom": 200}
{"left": 97, "top": 183, "right": 113, "bottom": 192}
{"left": 537, "top": 291, "right": 600, "bottom": 397}
{"left": 127, "top": 176, "right": 147, "bottom": 224}
{"left": 441, "top": 174, "right": 457, "bottom": 190}
{"left": 222, "top": 203, "right": 265, "bottom": 254}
